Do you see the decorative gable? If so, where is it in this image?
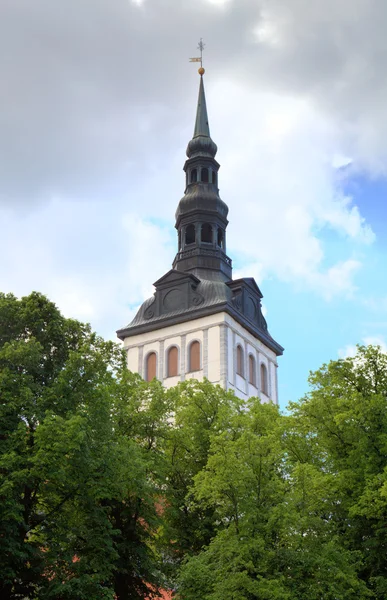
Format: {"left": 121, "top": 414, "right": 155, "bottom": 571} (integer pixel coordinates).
{"left": 227, "top": 278, "right": 268, "bottom": 332}
{"left": 141, "top": 270, "right": 204, "bottom": 322}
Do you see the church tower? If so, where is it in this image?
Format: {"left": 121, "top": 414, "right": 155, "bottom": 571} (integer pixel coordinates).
{"left": 117, "top": 69, "right": 283, "bottom": 403}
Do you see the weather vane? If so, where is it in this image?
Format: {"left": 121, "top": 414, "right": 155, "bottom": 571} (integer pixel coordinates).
{"left": 189, "top": 38, "right": 206, "bottom": 75}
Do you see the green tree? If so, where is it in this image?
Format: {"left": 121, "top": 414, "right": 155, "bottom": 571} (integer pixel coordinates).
{"left": 0, "top": 292, "right": 169, "bottom": 599}
{"left": 162, "top": 379, "right": 242, "bottom": 574}
{"left": 177, "top": 399, "right": 370, "bottom": 599}
{"left": 290, "top": 345, "right": 387, "bottom": 598}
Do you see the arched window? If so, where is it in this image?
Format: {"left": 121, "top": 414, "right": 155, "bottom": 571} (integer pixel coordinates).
{"left": 146, "top": 352, "right": 157, "bottom": 382}
{"left": 167, "top": 346, "right": 179, "bottom": 378}
{"left": 236, "top": 345, "right": 244, "bottom": 377}
{"left": 201, "top": 168, "right": 209, "bottom": 183}
{"left": 185, "top": 224, "right": 195, "bottom": 245}
{"left": 260, "top": 363, "right": 268, "bottom": 395}
{"left": 190, "top": 168, "right": 198, "bottom": 183}
{"left": 201, "top": 223, "right": 212, "bottom": 244}
{"left": 249, "top": 354, "right": 256, "bottom": 386}
{"left": 217, "top": 228, "right": 224, "bottom": 248}
{"left": 211, "top": 170, "right": 217, "bottom": 185}
{"left": 189, "top": 341, "right": 201, "bottom": 372}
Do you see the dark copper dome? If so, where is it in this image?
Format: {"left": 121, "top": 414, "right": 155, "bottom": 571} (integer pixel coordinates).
{"left": 186, "top": 134, "right": 218, "bottom": 159}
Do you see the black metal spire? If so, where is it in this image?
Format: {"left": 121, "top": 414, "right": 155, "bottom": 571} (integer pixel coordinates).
{"left": 173, "top": 70, "right": 232, "bottom": 282}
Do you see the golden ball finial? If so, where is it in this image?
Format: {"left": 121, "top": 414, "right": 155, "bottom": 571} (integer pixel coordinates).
{"left": 198, "top": 67, "right": 205, "bottom": 76}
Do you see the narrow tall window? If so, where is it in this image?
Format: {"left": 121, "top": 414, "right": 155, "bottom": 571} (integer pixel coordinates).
{"left": 217, "top": 228, "right": 224, "bottom": 248}
{"left": 236, "top": 345, "right": 244, "bottom": 377}
{"left": 261, "top": 363, "right": 268, "bottom": 395}
{"left": 201, "top": 223, "right": 212, "bottom": 243}
{"left": 189, "top": 341, "right": 201, "bottom": 372}
{"left": 201, "top": 167, "right": 209, "bottom": 183}
{"left": 185, "top": 224, "right": 195, "bottom": 245}
{"left": 191, "top": 168, "right": 198, "bottom": 183}
{"left": 146, "top": 352, "right": 157, "bottom": 382}
{"left": 249, "top": 355, "right": 256, "bottom": 386}
{"left": 167, "top": 346, "right": 179, "bottom": 378}
{"left": 211, "top": 170, "right": 217, "bottom": 185}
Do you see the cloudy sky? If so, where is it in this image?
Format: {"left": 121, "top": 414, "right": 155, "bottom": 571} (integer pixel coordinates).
{"left": 1, "top": 0, "right": 387, "bottom": 407}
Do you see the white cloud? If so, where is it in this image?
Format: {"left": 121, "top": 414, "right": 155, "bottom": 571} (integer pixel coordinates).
{"left": 121, "top": 214, "right": 175, "bottom": 306}
{"left": 209, "top": 82, "right": 372, "bottom": 297}
{"left": 0, "top": 199, "right": 173, "bottom": 340}
{"left": 363, "top": 336, "right": 387, "bottom": 353}
{"left": 338, "top": 345, "right": 358, "bottom": 360}
{"left": 0, "top": 0, "right": 385, "bottom": 339}
{"left": 339, "top": 336, "right": 387, "bottom": 358}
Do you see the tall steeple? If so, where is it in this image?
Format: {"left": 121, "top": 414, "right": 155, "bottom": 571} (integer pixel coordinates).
{"left": 193, "top": 75, "right": 211, "bottom": 138}
{"left": 117, "top": 58, "right": 283, "bottom": 405}
{"left": 173, "top": 69, "right": 232, "bottom": 282}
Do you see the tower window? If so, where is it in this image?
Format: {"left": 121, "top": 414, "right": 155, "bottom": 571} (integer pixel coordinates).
{"left": 167, "top": 346, "right": 179, "bottom": 378}
{"left": 201, "top": 223, "right": 212, "bottom": 244}
{"left": 217, "top": 228, "right": 224, "bottom": 248}
{"left": 185, "top": 224, "right": 195, "bottom": 245}
{"left": 201, "top": 168, "right": 209, "bottom": 183}
{"left": 249, "top": 354, "right": 256, "bottom": 386}
{"left": 190, "top": 169, "right": 198, "bottom": 183}
{"left": 260, "top": 363, "right": 268, "bottom": 395}
{"left": 211, "top": 170, "right": 217, "bottom": 185}
{"left": 146, "top": 352, "right": 157, "bottom": 382}
{"left": 189, "top": 341, "right": 201, "bottom": 372}
{"left": 236, "top": 345, "right": 244, "bottom": 377}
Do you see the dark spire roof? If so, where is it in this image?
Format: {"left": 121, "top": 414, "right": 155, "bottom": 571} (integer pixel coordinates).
{"left": 116, "top": 68, "right": 284, "bottom": 358}
{"left": 194, "top": 75, "right": 210, "bottom": 137}
{"left": 187, "top": 74, "right": 218, "bottom": 159}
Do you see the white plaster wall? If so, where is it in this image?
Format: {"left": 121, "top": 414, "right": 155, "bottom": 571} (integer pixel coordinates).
{"left": 123, "top": 313, "right": 224, "bottom": 349}
{"left": 124, "top": 314, "right": 226, "bottom": 388}
{"left": 208, "top": 325, "right": 221, "bottom": 383}
{"left": 248, "top": 382, "right": 259, "bottom": 398}
{"left": 124, "top": 311, "right": 280, "bottom": 404}
{"left": 127, "top": 347, "right": 139, "bottom": 374}
{"left": 227, "top": 327, "right": 234, "bottom": 386}
{"left": 186, "top": 370, "right": 204, "bottom": 383}
{"left": 164, "top": 375, "right": 180, "bottom": 389}
{"left": 223, "top": 314, "right": 279, "bottom": 405}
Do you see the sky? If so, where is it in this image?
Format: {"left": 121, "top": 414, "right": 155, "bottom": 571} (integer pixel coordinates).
{"left": 1, "top": 0, "right": 387, "bottom": 408}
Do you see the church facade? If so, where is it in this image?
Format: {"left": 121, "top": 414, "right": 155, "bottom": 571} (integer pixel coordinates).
{"left": 117, "top": 71, "right": 283, "bottom": 403}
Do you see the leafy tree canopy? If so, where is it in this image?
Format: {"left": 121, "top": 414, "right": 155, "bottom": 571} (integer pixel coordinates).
{"left": 2, "top": 294, "right": 387, "bottom": 600}
{"left": 0, "top": 292, "right": 170, "bottom": 600}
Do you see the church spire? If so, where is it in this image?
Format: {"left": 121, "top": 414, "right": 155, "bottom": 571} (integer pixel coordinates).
{"left": 193, "top": 74, "right": 211, "bottom": 138}
{"left": 186, "top": 71, "right": 218, "bottom": 160}
{"left": 173, "top": 65, "right": 232, "bottom": 282}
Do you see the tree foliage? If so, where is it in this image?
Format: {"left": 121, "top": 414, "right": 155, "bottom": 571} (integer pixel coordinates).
{"left": 0, "top": 292, "right": 170, "bottom": 599}
{"left": 2, "top": 293, "right": 387, "bottom": 599}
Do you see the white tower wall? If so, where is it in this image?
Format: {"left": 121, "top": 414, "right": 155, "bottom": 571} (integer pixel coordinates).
{"left": 124, "top": 311, "right": 279, "bottom": 404}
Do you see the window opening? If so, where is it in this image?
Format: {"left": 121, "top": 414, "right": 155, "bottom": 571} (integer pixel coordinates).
{"left": 167, "top": 346, "right": 179, "bottom": 378}
{"left": 217, "top": 228, "right": 224, "bottom": 248}
{"left": 146, "top": 352, "right": 157, "bottom": 382}
{"left": 236, "top": 345, "right": 244, "bottom": 377}
{"left": 185, "top": 224, "right": 195, "bottom": 245}
{"left": 261, "top": 363, "right": 268, "bottom": 395}
{"left": 249, "top": 355, "right": 256, "bottom": 386}
{"left": 189, "top": 341, "right": 201, "bottom": 372}
{"left": 201, "top": 223, "right": 213, "bottom": 244}
{"left": 201, "top": 168, "right": 209, "bottom": 183}
{"left": 191, "top": 169, "right": 198, "bottom": 183}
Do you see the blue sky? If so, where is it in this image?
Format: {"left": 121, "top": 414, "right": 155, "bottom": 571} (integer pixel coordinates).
{"left": 1, "top": 0, "right": 387, "bottom": 409}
